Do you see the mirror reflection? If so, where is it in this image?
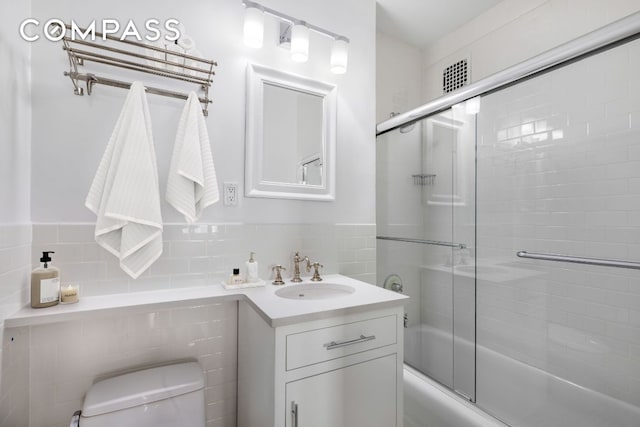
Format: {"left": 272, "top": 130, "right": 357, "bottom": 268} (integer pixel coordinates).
{"left": 262, "top": 83, "right": 323, "bottom": 185}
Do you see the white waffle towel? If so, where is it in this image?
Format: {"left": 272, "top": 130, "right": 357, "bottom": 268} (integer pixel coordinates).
{"left": 85, "top": 81, "right": 163, "bottom": 279}
{"left": 166, "top": 92, "right": 219, "bottom": 222}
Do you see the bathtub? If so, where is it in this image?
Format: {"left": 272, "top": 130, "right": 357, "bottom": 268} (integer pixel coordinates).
{"left": 404, "top": 365, "right": 506, "bottom": 427}
{"left": 403, "top": 325, "right": 640, "bottom": 427}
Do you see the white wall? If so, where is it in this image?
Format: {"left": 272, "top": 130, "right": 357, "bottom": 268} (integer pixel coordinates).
{"left": 376, "top": 31, "right": 422, "bottom": 123}
{"left": 0, "top": 0, "right": 31, "bottom": 224}
{"left": 1, "top": 1, "right": 376, "bottom": 425}
{"left": 0, "top": 1, "right": 32, "bottom": 425}
{"left": 29, "top": 0, "right": 376, "bottom": 224}
{"left": 421, "top": 0, "right": 640, "bottom": 103}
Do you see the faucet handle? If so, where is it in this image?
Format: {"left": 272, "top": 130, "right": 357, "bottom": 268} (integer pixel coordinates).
{"left": 272, "top": 265, "right": 286, "bottom": 285}
{"left": 310, "top": 262, "right": 323, "bottom": 282}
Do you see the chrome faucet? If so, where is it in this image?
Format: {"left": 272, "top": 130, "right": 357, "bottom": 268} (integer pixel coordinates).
{"left": 272, "top": 265, "right": 286, "bottom": 285}
{"left": 292, "top": 252, "right": 309, "bottom": 282}
{"left": 309, "top": 262, "right": 323, "bottom": 282}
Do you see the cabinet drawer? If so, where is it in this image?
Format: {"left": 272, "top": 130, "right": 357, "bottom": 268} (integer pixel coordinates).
{"left": 286, "top": 315, "right": 397, "bottom": 370}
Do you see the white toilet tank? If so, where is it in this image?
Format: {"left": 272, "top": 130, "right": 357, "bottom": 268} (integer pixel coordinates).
{"left": 78, "top": 362, "right": 205, "bottom": 427}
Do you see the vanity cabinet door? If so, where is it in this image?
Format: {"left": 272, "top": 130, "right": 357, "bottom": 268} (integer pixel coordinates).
{"left": 285, "top": 354, "right": 397, "bottom": 427}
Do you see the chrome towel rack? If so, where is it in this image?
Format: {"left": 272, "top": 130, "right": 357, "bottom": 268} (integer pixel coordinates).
{"left": 516, "top": 251, "right": 640, "bottom": 270}
{"left": 56, "top": 23, "right": 217, "bottom": 116}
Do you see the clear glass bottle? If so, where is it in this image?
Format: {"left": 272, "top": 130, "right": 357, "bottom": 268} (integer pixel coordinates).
{"left": 31, "top": 251, "right": 60, "bottom": 308}
{"left": 229, "top": 268, "right": 243, "bottom": 285}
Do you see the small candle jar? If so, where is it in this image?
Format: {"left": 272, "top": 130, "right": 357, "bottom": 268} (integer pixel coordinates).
{"left": 59, "top": 283, "right": 80, "bottom": 304}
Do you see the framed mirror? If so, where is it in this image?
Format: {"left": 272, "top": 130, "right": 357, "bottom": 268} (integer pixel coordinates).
{"left": 245, "top": 63, "right": 337, "bottom": 201}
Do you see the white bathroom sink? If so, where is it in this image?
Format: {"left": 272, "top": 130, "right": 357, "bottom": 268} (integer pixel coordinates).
{"left": 275, "top": 283, "right": 355, "bottom": 300}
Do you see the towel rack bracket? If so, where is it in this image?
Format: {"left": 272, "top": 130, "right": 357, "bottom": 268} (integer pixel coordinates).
{"left": 63, "top": 71, "right": 84, "bottom": 96}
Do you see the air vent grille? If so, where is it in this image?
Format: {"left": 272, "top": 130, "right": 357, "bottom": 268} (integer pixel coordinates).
{"left": 443, "top": 59, "right": 468, "bottom": 94}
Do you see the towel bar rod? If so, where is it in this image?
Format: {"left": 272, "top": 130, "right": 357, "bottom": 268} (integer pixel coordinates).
{"left": 63, "top": 39, "right": 215, "bottom": 77}
{"left": 516, "top": 251, "right": 640, "bottom": 270}
{"left": 69, "top": 53, "right": 211, "bottom": 87}
{"left": 64, "top": 72, "right": 212, "bottom": 104}
{"left": 377, "top": 236, "right": 467, "bottom": 249}
{"left": 62, "top": 23, "right": 217, "bottom": 66}
{"left": 66, "top": 48, "right": 212, "bottom": 85}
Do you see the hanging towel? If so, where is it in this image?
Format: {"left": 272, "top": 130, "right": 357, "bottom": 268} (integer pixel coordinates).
{"left": 85, "top": 81, "right": 163, "bottom": 279}
{"left": 166, "top": 91, "right": 219, "bottom": 222}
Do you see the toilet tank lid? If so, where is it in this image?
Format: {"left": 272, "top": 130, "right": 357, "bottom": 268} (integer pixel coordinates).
{"left": 82, "top": 362, "right": 204, "bottom": 417}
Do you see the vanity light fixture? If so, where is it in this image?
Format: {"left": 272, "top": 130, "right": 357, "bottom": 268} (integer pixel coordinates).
{"left": 330, "top": 36, "right": 349, "bottom": 74}
{"left": 241, "top": 0, "right": 349, "bottom": 73}
{"left": 243, "top": 3, "right": 264, "bottom": 48}
{"left": 290, "top": 22, "right": 310, "bottom": 62}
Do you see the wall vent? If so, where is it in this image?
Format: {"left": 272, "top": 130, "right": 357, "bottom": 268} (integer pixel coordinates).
{"left": 442, "top": 58, "right": 469, "bottom": 94}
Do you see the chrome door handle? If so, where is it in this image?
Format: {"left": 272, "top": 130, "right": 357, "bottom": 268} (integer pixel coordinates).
{"left": 291, "top": 401, "right": 299, "bottom": 427}
{"left": 323, "top": 334, "right": 376, "bottom": 350}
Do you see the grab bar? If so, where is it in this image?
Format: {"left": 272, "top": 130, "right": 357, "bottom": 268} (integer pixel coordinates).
{"left": 377, "top": 236, "right": 466, "bottom": 249}
{"left": 516, "top": 251, "right": 640, "bottom": 270}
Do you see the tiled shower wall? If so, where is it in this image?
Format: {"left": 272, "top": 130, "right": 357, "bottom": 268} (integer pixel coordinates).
{"left": 32, "top": 223, "right": 376, "bottom": 294}
{"left": 0, "top": 225, "right": 31, "bottom": 426}
{"left": 476, "top": 37, "right": 640, "bottom": 411}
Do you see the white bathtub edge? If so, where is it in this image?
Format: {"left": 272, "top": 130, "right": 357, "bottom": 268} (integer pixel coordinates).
{"left": 404, "top": 365, "right": 508, "bottom": 427}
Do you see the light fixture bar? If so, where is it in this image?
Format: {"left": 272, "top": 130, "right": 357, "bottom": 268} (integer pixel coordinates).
{"left": 242, "top": 0, "right": 349, "bottom": 43}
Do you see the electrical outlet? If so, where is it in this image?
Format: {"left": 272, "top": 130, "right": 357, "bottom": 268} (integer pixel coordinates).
{"left": 223, "top": 182, "right": 238, "bottom": 206}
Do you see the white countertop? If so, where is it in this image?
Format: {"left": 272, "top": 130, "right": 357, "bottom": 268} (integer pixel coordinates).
{"left": 5, "top": 274, "right": 408, "bottom": 328}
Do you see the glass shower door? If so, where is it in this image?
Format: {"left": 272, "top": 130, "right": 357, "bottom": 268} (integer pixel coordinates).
{"left": 474, "top": 35, "right": 640, "bottom": 427}
{"left": 376, "top": 105, "right": 476, "bottom": 400}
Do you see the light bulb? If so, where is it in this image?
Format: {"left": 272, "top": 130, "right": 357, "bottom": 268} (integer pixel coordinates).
{"left": 243, "top": 5, "right": 264, "bottom": 48}
{"left": 291, "top": 23, "right": 309, "bottom": 62}
{"left": 330, "top": 37, "right": 349, "bottom": 74}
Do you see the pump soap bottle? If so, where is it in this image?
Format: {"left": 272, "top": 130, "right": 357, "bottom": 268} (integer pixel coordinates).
{"left": 31, "top": 251, "right": 60, "bottom": 308}
{"left": 246, "top": 252, "right": 259, "bottom": 282}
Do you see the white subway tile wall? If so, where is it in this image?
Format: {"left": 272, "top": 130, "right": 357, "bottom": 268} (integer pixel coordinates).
{"left": 32, "top": 223, "right": 377, "bottom": 294}
{"left": 476, "top": 38, "right": 640, "bottom": 409}
{"left": 2, "top": 222, "right": 374, "bottom": 427}
{"left": 0, "top": 224, "right": 31, "bottom": 426}
{"left": 28, "top": 302, "right": 237, "bottom": 427}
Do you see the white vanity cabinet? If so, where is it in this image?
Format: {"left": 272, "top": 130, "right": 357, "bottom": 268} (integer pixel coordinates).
{"left": 238, "top": 301, "right": 404, "bottom": 427}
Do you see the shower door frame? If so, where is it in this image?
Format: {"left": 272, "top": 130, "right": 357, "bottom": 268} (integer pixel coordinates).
{"left": 377, "top": 12, "right": 640, "bottom": 136}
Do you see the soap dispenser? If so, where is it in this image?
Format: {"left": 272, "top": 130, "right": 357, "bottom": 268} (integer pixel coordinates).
{"left": 31, "top": 251, "right": 60, "bottom": 308}
{"left": 245, "top": 252, "right": 259, "bottom": 282}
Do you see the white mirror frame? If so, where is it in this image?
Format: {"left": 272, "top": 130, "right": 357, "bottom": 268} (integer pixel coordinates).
{"left": 245, "top": 63, "right": 337, "bottom": 201}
